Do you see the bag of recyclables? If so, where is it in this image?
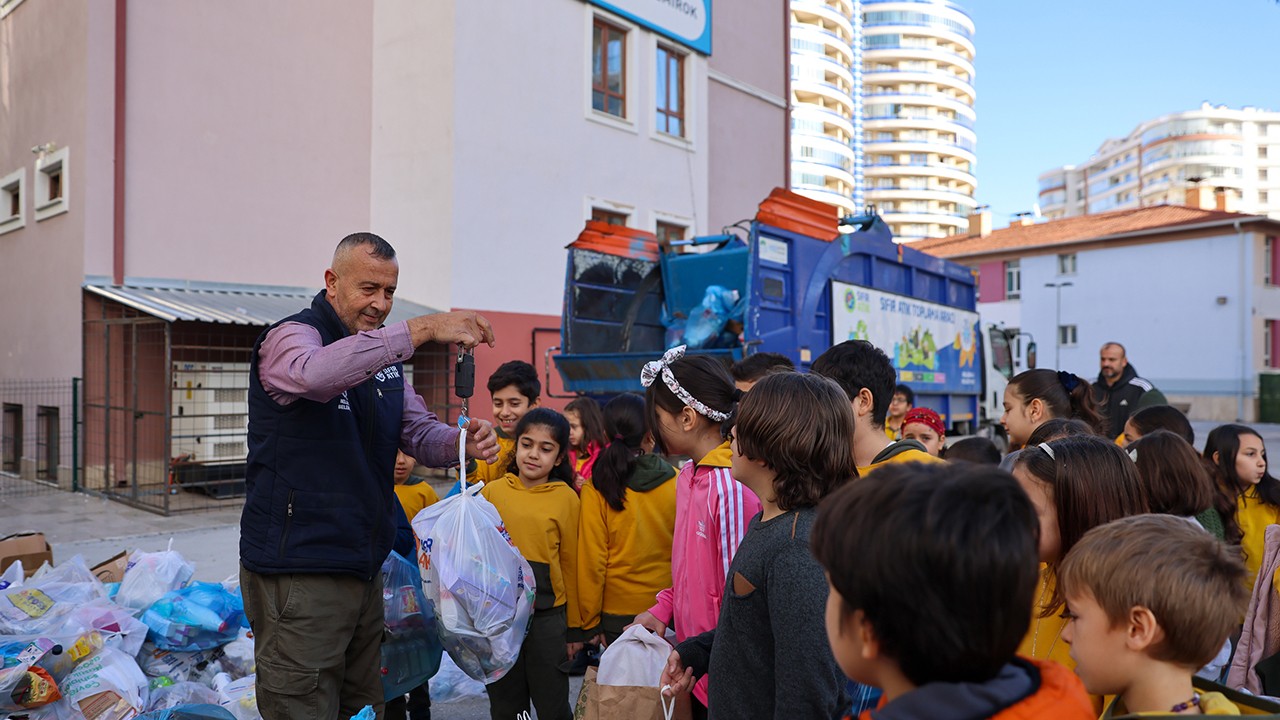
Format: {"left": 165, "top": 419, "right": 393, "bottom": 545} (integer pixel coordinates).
{"left": 379, "top": 550, "right": 443, "bottom": 701}
{"left": 412, "top": 473, "right": 535, "bottom": 683}
{"left": 141, "top": 583, "right": 248, "bottom": 652}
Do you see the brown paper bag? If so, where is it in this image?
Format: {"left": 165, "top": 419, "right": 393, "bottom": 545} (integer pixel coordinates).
{"left": 574, "top": 666, "right": 692, "bottom": 720}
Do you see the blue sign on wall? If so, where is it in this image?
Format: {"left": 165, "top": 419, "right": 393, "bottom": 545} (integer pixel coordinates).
{"left": 587, "top": 0, "right": 712, "bottom": 55}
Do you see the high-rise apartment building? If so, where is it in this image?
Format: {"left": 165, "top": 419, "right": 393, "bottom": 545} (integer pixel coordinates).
{"left": 1038, "top": 104, "right": 1280, "bottom": 220}
{"left": 861, "top": 0, "right": 977, "bottom": 243}
{"left": 790, "top": 0, "right": 863, "bottom": 216}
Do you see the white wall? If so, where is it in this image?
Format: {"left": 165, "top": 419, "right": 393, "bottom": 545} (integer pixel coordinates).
{"left": 443, "top": 0, "right": 710, "bottom": 316}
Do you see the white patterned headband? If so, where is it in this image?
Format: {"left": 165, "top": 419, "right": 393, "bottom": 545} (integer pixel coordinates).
{"left": 640, "top": 345, "right": 731, "bottom": 423}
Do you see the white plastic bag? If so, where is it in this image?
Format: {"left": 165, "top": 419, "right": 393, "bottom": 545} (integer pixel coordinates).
{"left": 116, "top": 542, "right": 195, "bottom": 612}
{"left": 145, "top": 681, "right": 222, "bottom": 712}
{"left": 0, "top": 556, "right": 106, "bottom": 634}
{"left": 427, "top": 654, "right": 487, "bottom": 702}
{"left": 412, "top": 464, "right": 535, "bottom": 684}
{"left": 68, "top": 598, "right": 151, "bottom": 658}
{"left": 213, "top": 672, "right": 262, "bottom": 720}
{"left": 137, "top": 642, "right": 225, "bottom": 683}
{"left": 59, "top": 646, "right": 150, "bottom": 719}
{"left": 0, "top": 559, "right": 24, "bottom": 590}
{"left": 595, "top": 625, "right": 670, "bottom": 687}
{"left": 218, "top": 628, "right": 255, "bottom": 679}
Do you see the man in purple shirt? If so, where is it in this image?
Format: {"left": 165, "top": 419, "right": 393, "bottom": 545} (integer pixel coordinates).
{"left": 240, "top": 233, "right": 500, "bottom": 720}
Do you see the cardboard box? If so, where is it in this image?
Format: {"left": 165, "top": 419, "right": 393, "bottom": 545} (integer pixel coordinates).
{"left": 90, "top": 550, "right": 130, "bottom": 584}
{"left": 0, "top": 532, "right": 53, "bottom": 579}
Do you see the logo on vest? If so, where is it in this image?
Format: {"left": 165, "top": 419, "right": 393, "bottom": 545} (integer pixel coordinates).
{"left": 338, "top": 390, "right": 351, "bottom": 411}
{"left": 375, "top": 366, "right": 401, "bottom": 383}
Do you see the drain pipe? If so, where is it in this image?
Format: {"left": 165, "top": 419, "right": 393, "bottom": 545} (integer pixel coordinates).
{"left": 112, "top": 0, "right": 127, "bottom": 286}
{"left": 1237, "top": 219, "right": 1247, "bottom": 421}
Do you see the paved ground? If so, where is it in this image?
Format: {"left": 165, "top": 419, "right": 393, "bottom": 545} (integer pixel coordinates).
{"left": 4, "top": 420, "right": 1277, "bottom": 718}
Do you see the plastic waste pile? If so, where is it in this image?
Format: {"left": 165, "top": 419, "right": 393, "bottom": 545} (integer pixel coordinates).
{"left": 0, "top": 545, "right": 257, "bottom": 720}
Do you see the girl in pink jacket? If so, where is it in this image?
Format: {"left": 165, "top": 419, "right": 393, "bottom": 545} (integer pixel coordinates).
{"left": 633, "top": 346, "right": 762, "bottom": 715}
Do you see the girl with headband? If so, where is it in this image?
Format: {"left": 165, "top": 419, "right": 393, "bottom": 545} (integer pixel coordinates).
{"left": 631, "top": 346, "right": 761, "bottom": 719}
{"left": 901, "top": 407, "right": 947, "bottom": 457}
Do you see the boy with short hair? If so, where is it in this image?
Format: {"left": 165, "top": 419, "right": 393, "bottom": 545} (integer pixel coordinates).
{"left": 1058, "top": 514, "right": 1279, "bottom": 717}
{"left": 729, "top": 352, "right": 795, "bottom": 392}
{"left": 885, "top": 383, "right": 914, "bottom": 440}
{"left": 469, "top": 360, "right": 540, "bottom": 485}
{"left": 811, "top": 341, "right": 941, "bottom": 473}
{"left": 811, "top": 462, "right": 1095, "bottom": 720}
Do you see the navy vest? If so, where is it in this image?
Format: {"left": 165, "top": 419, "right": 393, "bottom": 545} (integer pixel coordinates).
{"left": 240, "top": 291, "right": 405, "bottom": 579}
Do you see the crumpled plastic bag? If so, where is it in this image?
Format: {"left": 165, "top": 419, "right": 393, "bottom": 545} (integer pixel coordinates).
{"left": 349, "top": 706, "right": 375, "bottom": 720}
{"left": 427, "top": 653, "right": 486, "bottom": 702}
{"left": 58, "top": 646, "right": 149, "bottom": 719}
{"left": 0, "top": 556, "right": 106, "bottom": 635}
{"left": 137, "top": 642, "right": 226, "bottom": 684}
{"left": 0, "top": 559, "right": 24, "bottom": 591}
{"left": 1, "top": 630, "right": 104, "bottom": 684}
{"left": 217, "top": 629, "right": 254, "bottom": 679}
{"left": 141, "top": 582, "right": 247, "bottom": 652}
{"left": 144, "top": 680, "right": 223, "bottom": 712}
{"left": 66, "top": 598, "right": 151, "bottom": 658}
{"left": 138, "top": 704, "right": 237, "bottom": 720}
{"left": 412, "top": 485, "right": 535, "bottom": 683}
{"left": 679, "top": 285, "right": 745, "bottom": 350}
{"left": 212, "top": 672, "right": 261, "bottom": 720}
{"left": 380, "top": 551, "right": 442, "bottom": 701}
{"left": 0, "top": 662, "right": 61, "bottom": 711}
{"left": 116, "top": 544, "right": 195, "bottom": 613}
{"left": 595, "top": 625, "right": 669, "bottom": 687}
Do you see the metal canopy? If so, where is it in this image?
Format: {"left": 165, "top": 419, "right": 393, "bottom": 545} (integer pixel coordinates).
{"left": 83, "top": 278, "right": 442, "bottom": 326}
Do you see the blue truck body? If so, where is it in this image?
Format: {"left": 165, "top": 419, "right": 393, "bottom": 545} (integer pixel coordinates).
{"left": 554, "top": 193, "right": 995, "bottom": 431}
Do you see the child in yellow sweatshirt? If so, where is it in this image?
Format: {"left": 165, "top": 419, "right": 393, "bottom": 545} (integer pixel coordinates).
{"left": 481, "top": 407, "right": 580, "bottom": 720}
{"left": 468, "top": 360, "right": 540, "bottom": 487}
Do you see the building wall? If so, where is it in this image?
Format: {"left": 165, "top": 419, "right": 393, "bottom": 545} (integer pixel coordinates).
{"left": 0, "top": 0, "right": 89, "bottom": 380}
{"left": 971, "top": 231, "right": 1265, "bottom": 420}
{"left": 707, "top": 0, "right": 787, "bottom": 233}
{"left": 121, "top": 1, "right": 374, "bottom": 289}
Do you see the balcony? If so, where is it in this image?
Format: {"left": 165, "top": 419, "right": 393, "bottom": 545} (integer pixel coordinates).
{"left": 865, "top": 162, "right": 976, "bottom": 185}
{"left": 862, "top": 46, "right": 975, "bottom": 78}
{"left": 791, "top": 0, "right": 857, "bottom": 39}
{"left": 790, "top": 25, "right": 856, "bottom": 65}
{"left": 792, "top": 159, "right": 858, "bottom": 189}
{"left": 792, "top": 185, "right": 859, "bottom": 215}
{"left": 793, "top": 83, "right": 858, "bottom": 117}
{"left": 862, "top": 139, "right": 977, "bottom": 163}
{"left": 793, "top": 104, "right": 856, "bottom": 137}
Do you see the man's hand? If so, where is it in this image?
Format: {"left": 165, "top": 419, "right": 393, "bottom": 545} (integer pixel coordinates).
{"left": 659, "top": 650, "right": 694, "bottom": 696}
{"left": 466, "top": 419, "right": 500, "bottom": 465}
{"left": 566, "top": 642, "right": 584, "bottom": 662}
{"left": 628, "top": 611, "right": 667, "bottom": 637}
{"left": 407, "top": 311, "right": 495, "bottom": 349}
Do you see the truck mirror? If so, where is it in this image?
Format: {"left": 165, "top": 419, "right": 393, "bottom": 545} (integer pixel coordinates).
{"left": 1026, "top": 342, "right": 1037, "bottom": 369}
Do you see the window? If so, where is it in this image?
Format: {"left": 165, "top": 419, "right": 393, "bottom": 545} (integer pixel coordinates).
{"left": 1059, "top": 325, "right": 1078, "bottom": 347}
{"left": 656, "top": 46, "right": 685, "bottom": 137}
{"left": 592, "top": 18, "right": 626, "bottom": 118}
{"left": 1267, "top": 236, "right": 1275, "bottom": 286}
{"left": 1057, "top": 253, "right": 1077, "bottom": 275}
{"left": 1267, "top": 321, "right": 1275, "bottom": 369}
{"left": 34, "top": 146, "right": 69, "bottom": 221}
{"left": 592, "top": 208, "right": 628, "bottom": 226}
{"left": 2, "top": 403, "right": 21, "bottom": 474}
{"left": 0, "top": 168, "right": 23, "bottom": 236}
{"left": 36, "top": 406, "right": 58, "bottom": 481}
{"left": 655, "top": 221, "right": 686, "bottom": 246}
{"left": 1004, "top": 260, "right": 1021, "bottom": 299}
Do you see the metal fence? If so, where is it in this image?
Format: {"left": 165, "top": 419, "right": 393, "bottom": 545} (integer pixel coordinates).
{"left": 0, "top": 378, "right": 79, "bottom": 499}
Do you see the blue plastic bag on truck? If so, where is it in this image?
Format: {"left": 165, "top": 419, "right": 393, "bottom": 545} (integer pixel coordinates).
{"left": 677, "top": 285, "right": 745, "bottom": 350}
{"left": 141, "top": 582, "right": 248, "bottom": 652}
{"left": 379, "top": 551, "right": 443, "bottom": 701}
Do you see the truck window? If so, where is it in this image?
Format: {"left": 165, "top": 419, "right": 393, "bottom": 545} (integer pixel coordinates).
{"left": 989, "top": 327, "right": 1013, "bottom": 380}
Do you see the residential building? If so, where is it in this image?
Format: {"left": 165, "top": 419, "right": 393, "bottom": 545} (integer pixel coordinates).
{"left": 915, "top": 196, "right": 1280, "bottom": 422}
{"left": 862, "top": 0, "right": 977, "bottom": 242}
{"left": 1038, "top": 103, "right": 1280, "bottom": 220}
{"left": 0, "top": 0, "right": 784, "bottom": 510}
{"left": 789, "top": 0, "right": 864, "bottom": 215}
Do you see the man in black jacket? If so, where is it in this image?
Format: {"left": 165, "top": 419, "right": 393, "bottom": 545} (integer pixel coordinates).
{"left": 1093, "top": 342, "right": 1167, "bottom": 438}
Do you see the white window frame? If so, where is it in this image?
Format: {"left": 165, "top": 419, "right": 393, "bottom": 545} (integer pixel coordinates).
{"left": 651, "top": 210, "right": 693, "bottom": 248}
{"left": 584, "top": 10, "right": 638, "bottom": 135}
{"left": 1005, "top": 260, "right": 1021, "bottom": 300}
{"left": 1059, "top": 324, "right": 1078, "bottom": 347}
{"left": 0, "top": 168, "right": 24, "bottom": 236}
{"left": 1057, "top": 252, "right": 1077, "bottom": 276}
{"left": 34, "top": 146, "right": 69, "bottom": 222}
{"left": 584, "top": 196, "right": 635, "bottom": 227}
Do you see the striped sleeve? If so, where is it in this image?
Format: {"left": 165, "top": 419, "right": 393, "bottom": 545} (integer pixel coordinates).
{"left": 713, "top": 468, "right": 749, "bottom": 579}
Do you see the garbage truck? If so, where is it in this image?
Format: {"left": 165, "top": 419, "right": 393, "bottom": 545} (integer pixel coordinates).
{"left": 551, "top": 188, "right": 1029, "bottom": 439}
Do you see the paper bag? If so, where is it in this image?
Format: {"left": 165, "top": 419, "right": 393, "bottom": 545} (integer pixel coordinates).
{"left": 574, "top": 666, "right": 689, "bottom": 720}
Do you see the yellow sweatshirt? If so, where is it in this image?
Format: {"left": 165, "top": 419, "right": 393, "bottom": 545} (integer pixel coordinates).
{"left": 481, "top": 473, "right": 581, "bottom": 628}
{"left": 1238, "top": 486, "right": 1280, "bottom": 594}
{"left": 1019, "top": 566, "right": 1106, "bottom": 714}
{"left": 857, "top": 443, "right": 945, "bottom": 475}
{"left": 393, "top": 481, "right": 440, "bottom": 523}
{"left": 469, "top": 432, "right": 515, "bottom": 485}
{"left": 576, "top": 454, "right": 678, "bottom": 631}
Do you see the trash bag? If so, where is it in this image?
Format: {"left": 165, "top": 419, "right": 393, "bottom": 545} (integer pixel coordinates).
{"left": 0, "top": 630, "right": 104, "bottom": 683}
{"left": 137, "top": 643, "right": 226, "bottom": 684}
{"left": 380, "top": 551, "right": 442, "bottom": 701}
{"left": 145, "top": 681, "right": 222, "bottom": 712}
{"left": 0, "top": 556, "right": 106, "bottom": 635}
{"left": 67, "top": 598, "right": 151, "bottom": 658}
{"left": 595, "top": 625, "right": 669, "bottom": 687}
{"left": 427, "top": 654, "right": 486, "bottom": 703}
{"left": 680, "top": 286, "right": 744, "bottom": 351}
{"left": 116, "top": 544, "right": 196, "bottom": 612}
{"left": 141, "top": 582, "right": 248, "bottom": 652}
{"left": 412, "top": 485, "right": 535, "bottom": 683}
{"left": 137, "top": 704, "right": 237, "bottom": 720}
{"left": 212, "top": 672, "right": 261, "bottom": 720}
{"left": 0, "top": 662, "right": 61, "bottom": 712}
{"left": 0, "top": 559, "right": 23, "bottom": 590}
{"left": 217, "top": 629, "right": 254, "bottom": 679}
{"left": 58, "top": 646, "right": 150, "bottom": 720}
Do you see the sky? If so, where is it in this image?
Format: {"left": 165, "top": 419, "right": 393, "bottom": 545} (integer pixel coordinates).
{"left": 963, "top": 0, "right": 1279, "bottom": 223}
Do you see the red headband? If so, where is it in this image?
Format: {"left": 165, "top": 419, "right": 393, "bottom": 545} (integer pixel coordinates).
{"left": 902, "top": 407, "right": 945, "bottom": 437}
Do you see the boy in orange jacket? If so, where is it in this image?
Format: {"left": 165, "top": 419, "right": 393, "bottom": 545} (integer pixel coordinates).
{"left": 811, "top": 462, "right": 1094, "bottom": 720}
